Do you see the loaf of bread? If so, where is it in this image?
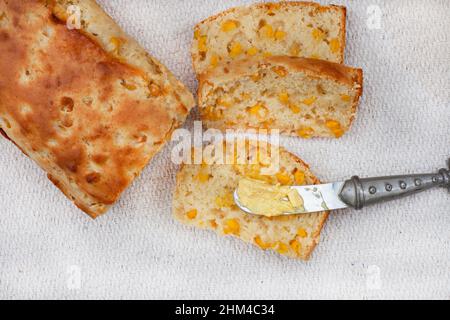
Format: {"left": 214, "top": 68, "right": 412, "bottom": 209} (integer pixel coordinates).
{"left": 198, "top": 56, "right": 363, "bottom": 138}
{"left": 191, "top": 1, "right": 346, "bottom": 76}
{"left": 173, "top": 140, "right": 329, "bottom": 260}
{"left": 0, "top": 0, "right": 195, "bottom": 217}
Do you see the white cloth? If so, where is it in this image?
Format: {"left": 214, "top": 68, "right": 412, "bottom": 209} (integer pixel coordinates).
{"left": 0, "top": 0, "right": 449, "bottom": 300}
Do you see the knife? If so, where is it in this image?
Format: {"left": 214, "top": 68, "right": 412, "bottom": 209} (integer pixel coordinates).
{"left": 234, "top": 158, "right": 450, "bottom": 216}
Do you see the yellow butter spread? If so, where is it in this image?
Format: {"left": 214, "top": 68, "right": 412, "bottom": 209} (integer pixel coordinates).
{"left": 237, "top": 178, "right": 305, "bottom": 217}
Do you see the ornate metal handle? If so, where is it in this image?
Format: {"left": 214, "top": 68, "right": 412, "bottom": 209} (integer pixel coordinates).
{"left": 339, "top": 159, "right": 450, "bottom": 210}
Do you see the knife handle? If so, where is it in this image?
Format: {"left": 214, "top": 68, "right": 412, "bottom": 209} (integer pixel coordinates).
{"left": 339, "top": 159, "right": 450, "bottom": 210}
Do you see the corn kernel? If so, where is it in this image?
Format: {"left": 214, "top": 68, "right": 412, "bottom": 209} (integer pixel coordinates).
{"left": 198, "top": 35, "right": 207, "bottom": 52}
{"left": 229, "top": 42, "right": 242, "bottom": 58}
{"left": 215, "top": 193, "right": 235, "bottom": 208}
{"left": 276, "top": 170, "right": 292, "bottom": 185}
{"left": 310, "top": 53, "right": 320, "bottom": 59}
{"left": 340, "top": 94, "right": 351, "bottom": 102}
{"left": 289, "top": 103, "right": 301, "bottom": 114}
{"left": 210, "top": 55, "right": 219, "bottom": 68}
{"left": 294, "top": 169, "right": 306, "bottom": 185}
{"left": 110, "top": 37, "right": 123, "bottom": 55}
{"left": 302, "top": 96, "right": 317, "bottom": 106}
{"left": 326, "top": 120, "right": 344, "bottom": 138}
{"left": 254, "top": 236, "right": 272, "bottom": 249}
{"left": 297, "top": 228, "right": 308, "bottom": 238}
{"left": 325, "top": 120, "right": 341, "bottom": 130}
{"left": 297, "top": 127, "right": 314, "bottom": 139}
{"left": 278, "top": 91, "right": 289, "bottom": 105}
{"left": 260, "top": 24, "right": 274, "bottom": 38}
{"left": 246, "top": 103, "right": 268, "bottom": 118}
{"left": 272, "top": 66, "right": 288, "bottom": 77}
{"left": 186, "top": 209, "right": 197, "bottom": 220}
{"left": 312, "top": 28, "right": 325, "bottom": 41}
{"left": 330, "top": 38, "right": 340, "bottom": 53}
{"left": 194, "top": 29, "right": 201, "bottom": 40}
{"left": 246, "top": 46, "right": 259, "bottom": 56}
{"left": 274, "top": 30, "right": 286, "bottom": 40}
{"left": 224, "top": 218, "right": 240, "bottom": 235}
{"left": 290, "top": 239, "right": 302, "bottom": 255}
{"left": 263, "top": 51, "right": 272, "bottom": 58}
{"left": 276, "top": 242, "right": 289, "bottom": 254}
{"left": 221, "top": 20, "right": 238, "bottom": 32}
{"left": 196, "top": 172, "right": 210, "bottom": 182}
{"left": 289, "top": 42, "right": 301, "bottom": 56}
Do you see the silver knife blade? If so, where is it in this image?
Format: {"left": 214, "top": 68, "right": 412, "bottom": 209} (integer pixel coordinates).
{"left": 234, "top": 182, "right": 349, "bottom": 216}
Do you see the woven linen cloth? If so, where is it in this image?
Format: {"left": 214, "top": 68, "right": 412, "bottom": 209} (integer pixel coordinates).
{"left": 0, "top": 0, "right": 448, "bottom": 300}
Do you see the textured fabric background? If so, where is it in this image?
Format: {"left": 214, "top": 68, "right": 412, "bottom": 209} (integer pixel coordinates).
{"left": 0, "top": 0, "right": 449, "bottom": 300}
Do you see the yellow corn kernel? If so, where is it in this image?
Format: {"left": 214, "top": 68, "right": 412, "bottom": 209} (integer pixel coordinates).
{"left": 254, "top": 236, "right": 272, "bottom": 250}
{"left": 310, "top": 53, "right": 320, "bottom": 59}
{"left": 290, "top": 240, "right": 302, "bottom": 255}
{"left": 198, "top": 35, "right": 207, "bottom": 52}
{"left": 215, "top": 193, "right": 235, "bottom": 208}
{"left": 251, "top": 72, "right": 261, "bottom": 82}
{"left": 276, "top": 170, "right": 292, "bottom": 185}
{"left": 297, "top": 127, "right": 315, "bottom": 139}
{"left": 325, "top": 120, "right": 341, "bottom": 130}
{"left": 297, "top": 228, "right": 308, "bottom": 238}
{"left": 186, "top": 209, "right": 198, "bottom": 220}
{"left": 221, "top": 20, "right": 238, "bottom": 32}
{"left": 224, "top": 218, "right": 240, "bottom": 235}
{"left": 229, "top": 42, "right": 242, "bottom": 58}
{"left": 260, "top": 24, "right": 274, "bottom": 38}
{"left": 246, "top": 46, "right": 259, "bottom": 56}
{"left": 196, "top": 172, "right": 210, "bottom": 182}
{"left": 340, "top": 94, "right": 351, "bottom": 102}
{"left": 326, "top": 120, "right": 344, "bottom": 138}
{"left": 294, "top": 169, "right": 306, "bottom": 185}
{"left": 274, "top": 30, "right": 286, "bottom": 40}
{"left": 210, "top": 55, "right": 219, "bottom": 68}
{"left": 263, "top": 51, "right": 272, "bottom": 58}
{"left": 312, "top": 28, "right": 325, "bottom": 41}
{"left": 289, "top": 103, "right": 301, "bottom": 114}
{"left": 278, "top": 91, "right": 289, "bottom": 105}
{"left": 289, "top": 42, "right": 301, "bottom": 56}
{"left": 110, "top": 37, "right": 123, "bottom": 55}
{"left": 276, "top": 242, "right": 289, "bottom": 254}
{"left": 194, "top": 29, "right": 201, "bottom": 40}
{"left": 246, "top": 103, "right": 268, "bottom": 118}
{"left": 272, "top": 66, "right": 288, "bottom": 77}
{"left": 302, "top": 96, "right": 317, "bottom": 106}
{"left": 330, "top": 38, "right": 340, "bottom": 53}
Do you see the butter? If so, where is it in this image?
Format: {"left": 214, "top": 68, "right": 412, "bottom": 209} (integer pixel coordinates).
{"left": 236, "top": 178, "right": 305, "bottom": 217}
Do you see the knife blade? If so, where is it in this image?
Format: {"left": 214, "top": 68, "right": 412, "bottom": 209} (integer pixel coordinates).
{"left": 234, "top": 182, "right": 348, "bottom": 215}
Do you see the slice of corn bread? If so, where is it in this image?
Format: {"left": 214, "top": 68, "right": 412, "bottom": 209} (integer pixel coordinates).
{"left": 173, "top": 140, "right": 329, "bottom": 260}
{"left": 192, "top": 1, "right": 346, "bottom": 76}
{"left": 198, "top": 56, "right": 363, "bottom": 138}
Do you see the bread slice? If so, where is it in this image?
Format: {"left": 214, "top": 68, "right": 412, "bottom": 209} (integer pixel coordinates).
{"left": 173, "top": 140, "right": 329, "bottom": 260}
{"left": 191, "top": 1, "right": 346, "bottom": 76}
{"left": 198, "top": 56, "right": 363, "bottom": 138}
{"left": 0, "top": 0, "right": 195, "bottom": 217}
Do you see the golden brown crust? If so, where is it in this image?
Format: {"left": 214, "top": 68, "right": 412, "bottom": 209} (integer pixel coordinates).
{"left": 0, "top": 0, "right": 194, "bottom": 217}
{"left": 199, "top": 56, "right": 362, "bottom": 87}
